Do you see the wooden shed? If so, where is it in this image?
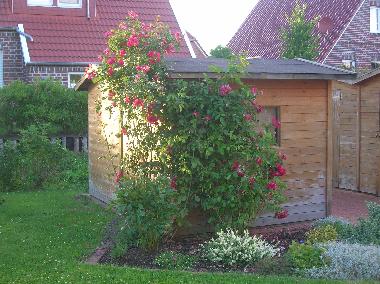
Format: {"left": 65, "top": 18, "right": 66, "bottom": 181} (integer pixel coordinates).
{"left": 77, "top": 58, "right": 355, "bottom": 227}
{"left": 332, "top": 69, "right": 380, "bottom": 196}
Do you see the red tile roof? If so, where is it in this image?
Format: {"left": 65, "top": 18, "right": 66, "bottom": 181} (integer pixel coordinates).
{"left": 0, "top": 0, "right": 191, "bottom": 63}
{"left": 228, "top": 0, "right": 364, "bottom": 62}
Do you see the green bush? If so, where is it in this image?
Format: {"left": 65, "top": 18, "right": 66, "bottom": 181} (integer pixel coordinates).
{"left": 286, "top": 241, "right": 325, "bottom": 270}
{"left": 0, "top": 125, "right": 87, "bottom": 192}
{"left": 254, "top": 257, "right": 293, "bottom": 276}
{"left": 114, "top": 176, "right": 187, "bottom": 250}
{"left": 0, "top": 79, "right": 87, "bottom": 136}
{"left": 154, "top": 252, "right": 197, "bottom": 270}
{"left": 306, "top": 225, "right": 338, "bottom": 245}
{"left": 351, "top": 202, "right": 380, "bottom": 245}
{"left": 201, "top": 229, "right": 280, "bottom": 269}
{"left": 313, "top": 217, "right": 353, "bottom": 240}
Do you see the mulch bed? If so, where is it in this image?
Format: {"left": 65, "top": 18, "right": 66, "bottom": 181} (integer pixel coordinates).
{"left": 97, "top": 218, "right": 310, "bottom": 273}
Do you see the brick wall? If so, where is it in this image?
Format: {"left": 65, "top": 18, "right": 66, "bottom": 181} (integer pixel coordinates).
{"left": 324, "top": 0, "right": 380, "bottom": 71}
{"left": 0, "top": 29, "right": 25, "bottom": 84}
{"left": 26, "top": 65, "right": 86, "bottom": 87}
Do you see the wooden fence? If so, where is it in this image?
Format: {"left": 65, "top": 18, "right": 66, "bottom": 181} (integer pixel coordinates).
{"left": 0, "top": 135, "right": 88, "bottom": 153}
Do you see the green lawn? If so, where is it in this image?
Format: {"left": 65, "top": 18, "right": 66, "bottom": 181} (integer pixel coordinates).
{"left": 0, "top": 188, "right": 375, "bottom": 284}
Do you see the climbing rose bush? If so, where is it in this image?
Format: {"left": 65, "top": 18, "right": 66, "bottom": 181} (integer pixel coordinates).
{"left": 91, "top": 13, "right": 287, "bottom": 249}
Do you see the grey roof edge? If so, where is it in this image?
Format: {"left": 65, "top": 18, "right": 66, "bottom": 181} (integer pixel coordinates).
{"left": 27, "top": 61, "right": 92, "bottom": 66}
{"left": 351, "top": 67, "right": 380, "bottom": 84}
{"left": 295, "top": 58, "right": 356, "bottom": 75}
{"left": 0, "top": 26, "right": 18, "bottom": 31}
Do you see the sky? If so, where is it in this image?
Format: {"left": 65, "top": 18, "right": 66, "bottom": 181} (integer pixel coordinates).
{"left": 170, "top": 0, "right": 259, "bottom": 54}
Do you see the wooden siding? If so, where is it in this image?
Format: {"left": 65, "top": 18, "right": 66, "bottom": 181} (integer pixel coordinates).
{"left": 252, "top": 80, "right": 328, "bottom": 226}
{"left": 332, "top": 77, "right": 380, "bottom": 196}
{"left": 88, "top": 84, "right": 121, "bottom": 202}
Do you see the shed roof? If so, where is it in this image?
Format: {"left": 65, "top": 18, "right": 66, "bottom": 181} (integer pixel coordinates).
{"left": 77, "top": 57, "right": 356, "bottom": 90}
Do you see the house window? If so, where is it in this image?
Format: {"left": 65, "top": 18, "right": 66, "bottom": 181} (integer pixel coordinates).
{"left": 257, "top": 106, "right": 281, "bottom": 145}
{"left": 0, "top": 44, "right": 3, "bottom": 87}
{"left": 27, "top": 0, "right": 81, "bottom": 8}
{"left": 370, "top": 6, "right": 380, "bottom": 33}
{"left": 57, "top": 0, "right": 81, "bottom": 8}
{"left": 68, "top": 73, "right": 83, "bottom": 88}
{"left": 27, "top": 0, "right": 53, "bottom": 6}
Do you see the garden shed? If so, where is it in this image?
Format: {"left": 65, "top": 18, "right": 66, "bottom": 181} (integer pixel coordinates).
{"left": 77, "top": 57, "right": 355, "bottom": 227}
{"left": 332, "top": 69, "right": 380, "bottom": 196}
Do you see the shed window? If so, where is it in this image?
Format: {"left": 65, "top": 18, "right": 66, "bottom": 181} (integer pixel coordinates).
{"left": 257, "top": 106, "right": 281, "bottom": 145}
{"left": 27, "top": 0, "right": 81, "bottom": 7}
{"left": 68, "top": 73, "right": 83, "bottom": 88}
{"left": 0, "top": 44, "right": 3, "bottom": 88}
{"left": 370, "top": 6, "right": 380, "bottom": 33}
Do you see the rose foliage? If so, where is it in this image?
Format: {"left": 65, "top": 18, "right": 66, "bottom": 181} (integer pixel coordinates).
{"left": 90, "top": 13, "right": 287, "bottom": 250}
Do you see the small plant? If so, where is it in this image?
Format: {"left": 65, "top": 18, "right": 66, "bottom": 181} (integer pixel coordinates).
{"left": 286, "top": 241, "right": 325, "bottom": 270}
{"left": 304, "top": 242, "right": 380, "bottom": 280}
{"left": 313, "top": 216, "right": 353, "bottom": 240}
{"left": 306, "top": 225, "right": 338, "bottom": 245}
{"left": 201, "top": 229, "right": 280, "bottom": 269}
{"left": 154, "top": 251, "right": 197, "bottom": 270}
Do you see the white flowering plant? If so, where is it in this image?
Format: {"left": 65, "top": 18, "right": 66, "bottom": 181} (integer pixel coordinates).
{"left": 201, "top": 229, "right": 280, "bottom": 268}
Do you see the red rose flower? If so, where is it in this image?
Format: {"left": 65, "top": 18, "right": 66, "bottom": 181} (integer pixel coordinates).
{"left": 107, "top": 67, "right": 114, "bottom": 76}
{"left": 231, "top": 161, "right": 240, "bottom": 171}
{"left": 237, "top": 169, "right": 245, "bottom": 177}
{"left": 244, "top": 114, "right": 253, "bottom": 121}
{"left": 170, "top": 176, "right": 177, "bottom": 190}
{"left": 272, "top": 116, "right": 281, "bottom": 129}
{"left": 204, "top": 115, "right": 212, "bottom": 122}
{"left": 256, "top": 157, "right": 263, "bottom": 166}
{"left": 275, "top": 210, "right": 289, "bottom": 219}
{"left": 114, "top": 170, "right": 123, "bottom": 184}
{"left": 121, "top": 127, "right": 127, "bottom": 135}
{"left": 124, "top": 96, "right": 131, "bottom": 104}
{"left": 249, "top": 176, "right": 256, "bottom": 188}
{"left": 107, "top": 57, "right": 116, "bottom": 65}
{"left": 251, "top": 86, "right": 257, "bottom": 95}
{"left": 136, "top": 65, "right": 151, "bottom": 73}
{"left": 132, "top": 98, "right": 144, "bottom": 108}
{"left": 146, "top": 114, "right": 159, "bottom": 125}
{"left": 267, "top": 181, "right": 277, "bottom": 190}
{"left": 119, "top": 49, "right": 126, "bottom": 57}
{"left": 127, "top": 34, "right": 139, "bottom": 47}
{"left": 219, "top": 84, "right": 232, "bottom": 96}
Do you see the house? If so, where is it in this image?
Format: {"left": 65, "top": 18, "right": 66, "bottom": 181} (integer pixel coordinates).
{"left": 77, "top": 57, "right": 355, "bottom": 227}
{"left": 332, "top": 69, "right": 380, "bottom": 196}
{"left": 228, "top": 0, "right": 380, "bottom": 72}
{"left": 0, "top": 0, "right": 197, "bottom": 88}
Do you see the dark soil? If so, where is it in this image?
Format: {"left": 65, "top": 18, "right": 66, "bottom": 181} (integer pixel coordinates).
{"left": 98, "top": 219, "right": 310, "bottom": 273}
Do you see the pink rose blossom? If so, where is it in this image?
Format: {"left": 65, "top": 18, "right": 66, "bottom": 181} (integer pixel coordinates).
{"left": 267, "top": 181, "right": 277, "bottom": 190}
{"left": 127, "top": 35, "right": 139, "bottom": 47}
{"left": 244, "top": 114, "right": 253, "bottom": 121}
{"left": 272, "top": 116, "right": 281, "bottom": 129}
{"left": 132, "top": 98, "right": 144, "bottom": 108}
{"left": 219, "top": 84, "right": 232, "bottom": 96}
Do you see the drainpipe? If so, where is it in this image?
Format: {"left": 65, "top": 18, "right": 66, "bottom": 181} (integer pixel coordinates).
{"left": 87, "top": 0, "right": 90, "bottom": 19}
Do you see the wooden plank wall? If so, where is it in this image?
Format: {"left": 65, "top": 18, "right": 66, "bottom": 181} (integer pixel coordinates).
{"left": 252, "top": 80, "right": 328, "bottom": 226}
{"left": 359, "top": 76, "right": 380, "bottom": 195}
{"left": 332, "top": 81, "right": 359, "bottom": 190}
{"left": 88, "top": 84, "right": 121, "bottom": 202}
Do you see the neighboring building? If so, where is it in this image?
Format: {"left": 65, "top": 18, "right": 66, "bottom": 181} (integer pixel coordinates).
{"left": 0, "top": 0, "right": 196, "bottom": 88}
{"left": 186, "top": 31, "right": 208, "bottom": 58}
{"left": 228, "top": 0, "right": 380, "bottom": 72}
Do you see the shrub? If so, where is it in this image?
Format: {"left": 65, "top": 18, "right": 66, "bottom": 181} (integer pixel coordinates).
{"left": 114, "top": 176, "right": 187, "bottom": 250}
{"left": 201, "top": 229, "right": 280, "bottom": 269}
{"left": 96, "top": 12, "right": 288, "bottom": 247}
{"left": 306, "top": 225, "right": 338, "bottom": 245}
{"left": 313, "top": 216, "right": 353, "bottom": 240}
{"left": 0, "top": 125, "right": 87, "bottom": 192}
{"left": 304, "top": 242, "right": 380, "bottom": 280}
{"left": 154, "top": 251, "right": 197, "bottom": 270}
{"left": 351, "top": 202, "right": 380, "bottom": 245}
{"left": 286, "top": 241, "right": 325, "bottom": 270}
{"left": 0, "top": 125, "right": 67, "bottom": 191}
{"left": 0, "top": 79, "right": 87, "bottom": 136}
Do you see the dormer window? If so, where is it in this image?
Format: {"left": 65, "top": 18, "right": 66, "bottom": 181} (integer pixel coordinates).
{"left": 370, "top": 4, "right": 380, "bottom": 33}
{"left": 27, "top": 0, "right": 81, "bottom": 8}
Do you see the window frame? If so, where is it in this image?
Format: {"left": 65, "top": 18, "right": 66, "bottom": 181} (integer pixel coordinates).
{"left": 370, "top": 6, "right": 380, "bottom": 34}
{"left": 0, "top": 44, "right": 3, "bottom": 88}
{"left": 68, "top": 72, "right": 83, "bottom": 89}
{"left": 57, "top": 0, "right": 82, "bottom": 8}
{"left": 27, "top": 0, "right": 53, "bottom": 7}
{"left": 257, "top": 106, "right": 281, "bottom": 146}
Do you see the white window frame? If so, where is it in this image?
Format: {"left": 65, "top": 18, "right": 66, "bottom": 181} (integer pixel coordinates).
{"left": 0, "top": 44, "right": 3, "bottom": 88}
{"left": 68, "top": 72, "right": 83, "bottom": 89}
{"left": 27, "top": 0, "right": 53, "bottom": 7}
{"left": 57, "top": 0, "right": 82, "bottom": 8}
{"left": 370, "top": 6, "right": 380, "bottom": 33}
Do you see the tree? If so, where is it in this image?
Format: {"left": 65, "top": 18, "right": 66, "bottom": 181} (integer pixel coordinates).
{"left": 280, "top": 2, "right": 319, "bottom": 60}
{"left": 210, "top": 45, "right": 233, "bottom": 59}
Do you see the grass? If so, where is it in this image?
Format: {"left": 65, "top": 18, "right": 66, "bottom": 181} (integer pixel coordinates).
{"left": 0, "top": 188, "right": 376, "bottom": 284}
